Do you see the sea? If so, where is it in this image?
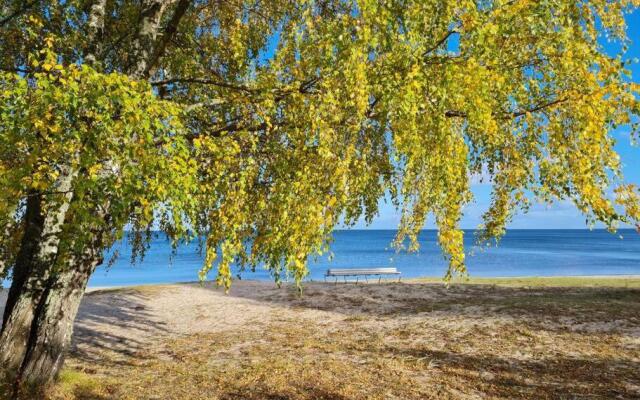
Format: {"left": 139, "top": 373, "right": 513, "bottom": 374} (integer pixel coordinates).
{"left": 84, "top": 229, "right": 640, "bottom": 287}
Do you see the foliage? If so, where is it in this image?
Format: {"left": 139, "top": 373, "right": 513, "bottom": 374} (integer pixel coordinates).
{"left": 0, "top": 0, "right": 639, "bottom": 286}
{"left": 0, "top": 39, "right": 196, "bottom": 276}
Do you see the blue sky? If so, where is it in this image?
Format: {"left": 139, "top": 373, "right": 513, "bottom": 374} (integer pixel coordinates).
{"left": 354, "top": 9, "right": 640, "bottom": 230}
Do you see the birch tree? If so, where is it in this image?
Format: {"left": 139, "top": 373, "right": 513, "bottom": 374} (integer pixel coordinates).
{"left": 1, "top": 0, "right": 639, "bottom": 393}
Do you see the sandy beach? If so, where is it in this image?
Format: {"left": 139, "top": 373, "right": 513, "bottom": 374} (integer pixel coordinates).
{"left": 2, "top": 277, "right": 640, "bottom": 399}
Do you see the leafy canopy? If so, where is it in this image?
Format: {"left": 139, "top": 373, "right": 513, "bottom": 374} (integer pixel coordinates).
{"left": 0, "top": 39, "right": 196, "bottom": 272}
{"left": 1, "top": 0, "right": 639, "bottom": 286}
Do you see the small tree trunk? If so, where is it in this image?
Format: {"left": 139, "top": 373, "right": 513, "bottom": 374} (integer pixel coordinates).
{"left": 0, "top": 204, "right": 20, "bottom": 280}
{"left": 2, "top": 194, "right": 44, "bottom": 327}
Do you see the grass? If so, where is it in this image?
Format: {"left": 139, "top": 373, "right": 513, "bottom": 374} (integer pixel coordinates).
{"left": 46, "top": 276, "right": 640, "bottom": 399}
{"left": 47, "top": 370, "right": 110, "bottom": 400}
{"left": 411, "top": 275, "right": 640, "bottom": 288}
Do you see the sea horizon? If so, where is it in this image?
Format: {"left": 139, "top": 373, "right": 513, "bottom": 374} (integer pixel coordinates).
{"left": 3, "top": 229, "right": 638, "bottom": 289}
{"left": 77, "top": 229, "right": 640, "bottom": 288}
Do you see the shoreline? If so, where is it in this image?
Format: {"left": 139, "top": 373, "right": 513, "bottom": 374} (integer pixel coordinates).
{"left": 4, "top": 274, "right": 639, "bottom": 294}
{"left": 80, "top": 274, "right": 640, "bottom": 292}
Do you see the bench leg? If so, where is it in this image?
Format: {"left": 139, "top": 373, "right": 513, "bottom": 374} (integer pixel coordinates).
{"left": 378, "top": 276, "right": 382, "bottom": 284}
{"left": 355, "top": 276, "right": 359, "bottom": 285}
{"left": 365, "top": 275, "right": 368, "bottom": 284}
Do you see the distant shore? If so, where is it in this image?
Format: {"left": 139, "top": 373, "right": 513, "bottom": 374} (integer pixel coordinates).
{"left": 79, "top": 274, "right": 640, "bottom": 292}
{"left": 4, "top": 275, "right": 640, "bottom": 302}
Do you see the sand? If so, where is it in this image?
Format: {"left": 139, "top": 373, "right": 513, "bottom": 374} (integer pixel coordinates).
{"left": 1, "top": 279, "right": 640, "bottom": 399}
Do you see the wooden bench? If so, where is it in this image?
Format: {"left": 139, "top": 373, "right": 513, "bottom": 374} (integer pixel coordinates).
{"left": 325, "top": 267, "right": 401, "bottom": 284}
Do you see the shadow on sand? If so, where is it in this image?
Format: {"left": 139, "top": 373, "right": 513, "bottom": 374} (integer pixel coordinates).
{"left": 69, "top": 288, "right": 169, "bottom": 369}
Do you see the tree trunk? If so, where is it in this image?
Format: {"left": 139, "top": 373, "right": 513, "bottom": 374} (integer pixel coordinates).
{"left": 0, "top": 204, "right": 109, "bottom": 398}
{"left": 17, "top": 235, "right": 104, "bottom": 388}
{"left": 83, "top": 0, "right": 107, "bottom": 66}
{"left": 131, "top": 0, "right": 169, "bottom": 78}
{"left": 0, "top": 167, "right": 76, "bottom": 389}
{"left": 0, "top": 248, "right": 103, "bottom": 398}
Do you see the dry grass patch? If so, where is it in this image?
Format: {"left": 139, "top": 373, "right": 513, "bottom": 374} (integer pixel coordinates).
{"left": 411, "top": 276, "right": 640, "bottom": 288}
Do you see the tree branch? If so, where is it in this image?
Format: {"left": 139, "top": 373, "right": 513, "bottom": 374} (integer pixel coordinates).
{"left": 445, "top": 98, "right": 568, "bottom": 120}
{"left": 208, "top": 121, "right": 269, "bottom": 137}
{"left": 154, "top": 75, "right": 322, "bottom": 100}
{"left": 509, "top": 98, "right": 567, "bottom": 118}
{"left": 144, "top": 0, "right": 192, "bottom": 77}
{"left": 151, "top": 77, "right": 255, "bottom": 93}
{"left": 423, "top": 29, "right": 457, "bottom": 57}
{"left": 183, "top": 98, "right": 226, "bottom": 112}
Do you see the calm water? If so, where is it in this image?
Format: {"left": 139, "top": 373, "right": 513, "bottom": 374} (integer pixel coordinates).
{"left": 86, "top": 229, "right": 640, "bottom": 287}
